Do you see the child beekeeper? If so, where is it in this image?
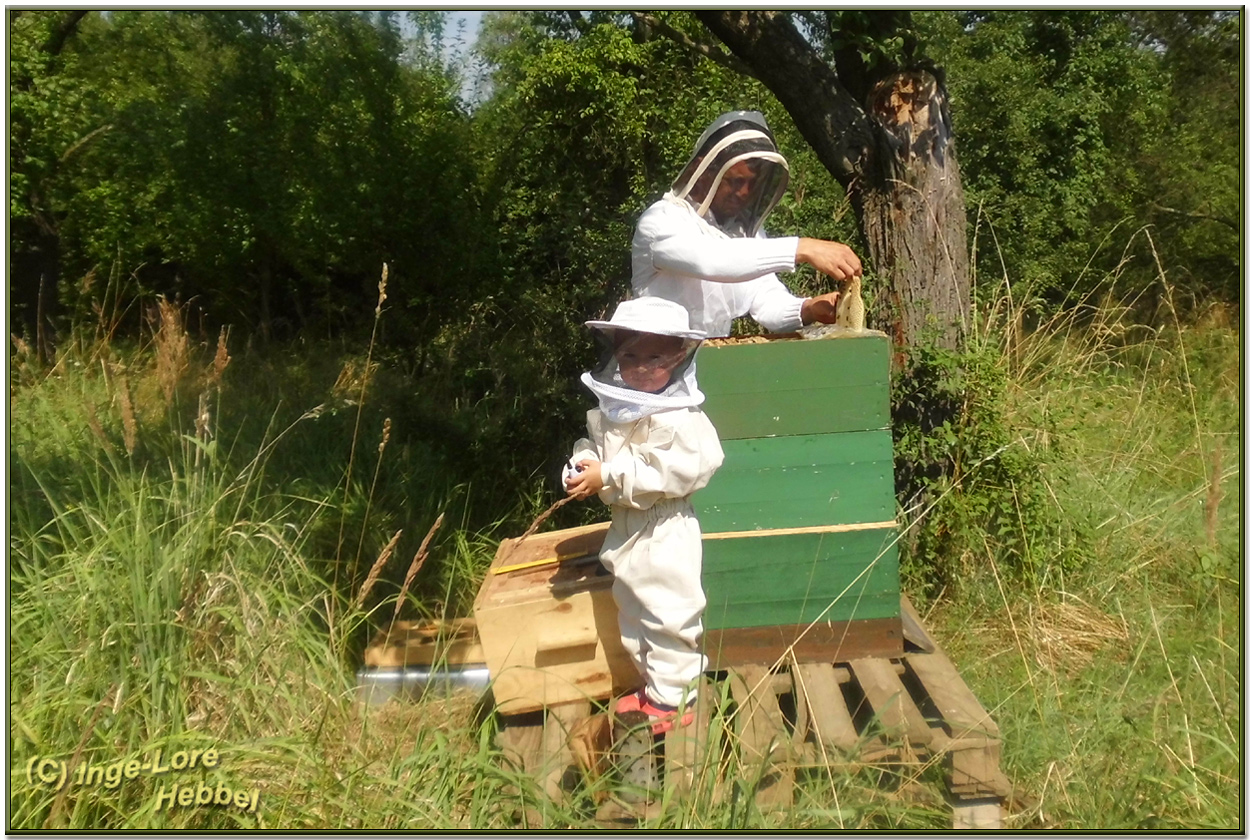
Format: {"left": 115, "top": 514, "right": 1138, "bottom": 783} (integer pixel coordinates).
{"left": 563, "top": 297, "right": 724, "bottom": 734}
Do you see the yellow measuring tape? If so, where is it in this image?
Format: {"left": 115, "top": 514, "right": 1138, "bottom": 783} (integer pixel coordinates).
{"left": 492, "top": 551, "right": 596, "bottom": 576}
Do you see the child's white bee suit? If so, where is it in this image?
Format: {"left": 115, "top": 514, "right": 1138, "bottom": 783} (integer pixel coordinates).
{"left": 568, "top": 298, "right": 724, "bottom": 708}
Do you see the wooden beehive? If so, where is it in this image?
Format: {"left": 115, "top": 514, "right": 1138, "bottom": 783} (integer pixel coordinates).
{"left": 693, "top": 331, "right": 903, "bottom": 665}
{"left": 362, "top": 617, "right": 485, "bottom": 669}
{"left": 473, "top": 522, "right": 638, "bottom": 714}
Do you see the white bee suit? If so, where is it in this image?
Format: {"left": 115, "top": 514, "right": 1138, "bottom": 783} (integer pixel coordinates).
{"left": 632, "top": 110, "right": 806, "bottom": 338}
{"left": 632, "top": 198, "right": 804, "bottom": 338}
{"left": 569, "top": 407, "right": 724, "bottom": 707}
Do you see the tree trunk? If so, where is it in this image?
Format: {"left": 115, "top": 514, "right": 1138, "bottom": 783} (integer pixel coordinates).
{"left": 695, "top": 11, "right": 970, "bottom": 350}
{"left": 858, "top": 71, "right": 970, "bottom": 350}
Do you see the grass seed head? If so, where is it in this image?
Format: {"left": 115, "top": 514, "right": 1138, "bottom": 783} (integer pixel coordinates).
{"left": 356, "top": 529, "right": 402, "bottom": 609}
{"left": 392, "top": 513, "right": 445, "bottom": 625}
{"left": 208, "top": 325, "right": 231, "bottom": 388}
{"left": 154, "top": 296, "right": 190, "bottom": 406}
{"left": 117, "top": 376, "right": 138, "bottom": 455}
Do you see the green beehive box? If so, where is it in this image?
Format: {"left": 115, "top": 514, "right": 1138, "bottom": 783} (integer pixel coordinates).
{"left": 693, "top": 332, "right": 903, "bottom": 665}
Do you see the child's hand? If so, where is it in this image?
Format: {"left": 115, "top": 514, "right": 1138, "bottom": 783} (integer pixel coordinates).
{"left": 564, "top": 459, "right": 603, "bottom": 499}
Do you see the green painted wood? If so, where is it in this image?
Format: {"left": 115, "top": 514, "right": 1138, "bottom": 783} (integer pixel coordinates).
{"left": 697, "top": 335, "right": 891, "bottom": 439}
{"left": 701, "top": 528, "right": 900, "bottom": 629}
{"left": 688, "top": 333, "right": 902, "bottom": 633}
{"left": 696, "top": 430, "right": 897, "bottom": 533}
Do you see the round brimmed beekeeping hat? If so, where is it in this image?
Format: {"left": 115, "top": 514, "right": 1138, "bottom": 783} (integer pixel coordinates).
{"left": 584, "top": 297, "right": 707, "bottom": 341}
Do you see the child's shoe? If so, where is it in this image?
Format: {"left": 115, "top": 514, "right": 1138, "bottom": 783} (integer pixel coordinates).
{"left": 614, "top": 688, "right": 695, "bottom": 735}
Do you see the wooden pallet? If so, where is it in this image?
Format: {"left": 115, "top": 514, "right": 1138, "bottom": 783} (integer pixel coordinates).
{"left": 493, "top": 595, "right": 1015, "bottom": 829}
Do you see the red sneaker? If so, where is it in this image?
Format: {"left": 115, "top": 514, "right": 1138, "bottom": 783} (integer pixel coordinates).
{"left": 614, "top": 689, "right": 695, "bottom": 735}
{"left": 614, "top": 688, "right": 646, "bottom": 716}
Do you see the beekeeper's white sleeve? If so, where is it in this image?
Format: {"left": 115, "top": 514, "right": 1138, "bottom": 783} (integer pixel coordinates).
{"left": 632, "top": 198, "right": 806, "bottom": 336}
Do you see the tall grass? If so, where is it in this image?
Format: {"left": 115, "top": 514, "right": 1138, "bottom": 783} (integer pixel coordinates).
{"left": 9, "top": 258, "right": 1240, "bottom": 829}
{"left": 8, "top": 297, "right": 541, "bottom": 830}
{"left": 929, "top": 247, "right": 1241, "bottom": 829}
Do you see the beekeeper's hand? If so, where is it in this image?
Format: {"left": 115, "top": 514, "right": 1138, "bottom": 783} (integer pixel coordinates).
{"left": 796, "top": 238, "right": 862, "bottom": 282}
{"left": 564, "top": 459, "right": 604, "bottom": 499}
{"left": 800, "top": 291, "right": 842, "bottom": 325}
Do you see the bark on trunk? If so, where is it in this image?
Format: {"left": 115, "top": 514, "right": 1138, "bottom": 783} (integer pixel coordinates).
{"left": 858, "top": 71, "right": 970, "bottom": 350}
{"left": 695, "top": 11, "right": 869, "bottom": 182}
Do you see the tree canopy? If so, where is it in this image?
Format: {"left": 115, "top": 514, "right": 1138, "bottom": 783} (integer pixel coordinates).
{"left": 9, "top": 9, "right": 1240, "bottom": 345}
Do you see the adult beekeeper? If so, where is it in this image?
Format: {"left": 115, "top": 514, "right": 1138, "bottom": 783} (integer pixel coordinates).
{"left": 632, "top": 110, "right": 862, "bottom": 337}
{"left": 563, "top": 297, "right": 724, "bottom": 734}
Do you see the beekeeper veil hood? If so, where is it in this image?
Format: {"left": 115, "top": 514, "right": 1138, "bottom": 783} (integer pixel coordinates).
{"left": 581, "top": 298, "right": 706, "bottom": 423}
{"left": 671, "top": 110, "right": 790, "bottom": 238}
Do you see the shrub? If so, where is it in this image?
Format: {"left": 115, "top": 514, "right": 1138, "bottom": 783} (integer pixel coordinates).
{"left": 891, "top": 333, "right": 1075, "bottom": 597}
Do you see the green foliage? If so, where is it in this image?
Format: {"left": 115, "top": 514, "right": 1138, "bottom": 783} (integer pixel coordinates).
{"left": 891, "top": 333, "right": 1073, "bottom": 595}
{"left": 1121, "top": 12, "right": 1241, "bottom": 303}
{"left": 826, "top": 10, "right": 923, "bottom": 72}
{"left": 11, "top": 10, "right": 488, "bottom": 341}
{"left": 918, "top": 10, "right": 1240, "bottom": 309}
{"left": 9, "top": 12, "right": 93, "bottom": 225}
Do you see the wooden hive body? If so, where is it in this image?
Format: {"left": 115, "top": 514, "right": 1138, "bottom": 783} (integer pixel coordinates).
{"left": 473, "top": 523, "right": 638, "bottom": 714}
{"left": 694, "top": 332, "right": 903, "bottom": 664}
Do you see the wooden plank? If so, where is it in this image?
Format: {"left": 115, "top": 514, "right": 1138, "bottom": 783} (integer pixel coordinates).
{"left": 663, "top": 677, "right": 709, "bottom": 796}
{"left": 493, "top": 549, "right": 596, "bottom": 576}
{"left": 702, "top": 384, "right": 889, "bottom": 440}
{"left": 475, "top": 544, "right": 639, "bottom": 713}
{"left": 486, "top": 521, "right": 609, "bottom": 575}
{"left": 362, "top": 617, "right": 484, "bottom": 668}
{"left": 949, "top": 741, "right": 1006, "bottom": 794}
{"left": 793, "top": 662, "right": 858, "bottom": 754}
{"left": 697, "top": 431, "right": 897, "bottom": 533}
{"left": 702, "top": 520, "right": 898, "bottom": 541}
{"left": 496, "top": 717, "right": 545, "bottom": 774}
{"left": 899, "top": 593, "right": 938, "bottom": 653}
{"left": 704, "top": 618, "right": 903, "bottom": 668}
{"left": 697, "top": 678, "right": 730, "bottom": 806}
{"left": 703, "top": 591, "right": 902, "bottom": 631}
{"left": 697, "top": 334, "right": 891, "bottom": 440}
{"left": 848, "top": 658, "right": 934, "bottom": 746}
{"left": 540, "top": 701, "right": 590, "bottom": 800}
{"left": 702, "top": 526, "right": 900, "bottom": 577}
{"left": 895, "top": 596, "right": 1003, "bottom": 747}
{"left": 568, "top": 712, "right": 613, "bottom": 785}
{"left": 727, "top": 666, "right": 793, "bottom": 810}
{"left": 789, "top": 667, "right": 809, "bottom": 748}
{"left": 951, "top": 798, "right": 1003, "bottom": 830}
{"left": 904, "top": 652, "right": 1000, "bottom": 742}
{"left": 727, "top": 667, "right": 786, "bottom": 762}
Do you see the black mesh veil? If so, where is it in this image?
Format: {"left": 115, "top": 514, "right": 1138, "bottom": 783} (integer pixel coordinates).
{"left": 670, "top": 111, "right": 789, "bottom": 238}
